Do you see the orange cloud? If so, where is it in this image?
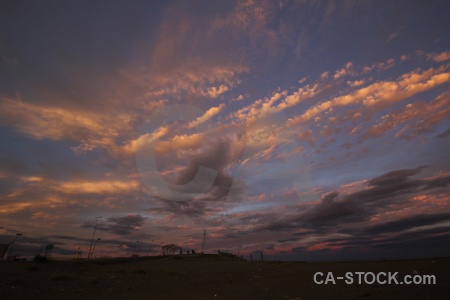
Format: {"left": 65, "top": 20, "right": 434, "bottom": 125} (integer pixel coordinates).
{"left": 320, "top": 71, "right": 329, "bottom": 79}
{"left": 412, "top": 194, "right": 450, "bottom": 206}
{"left": 0, "top": 98, "right": 104, "bottom": 140}
{"left": 297, "top": 130, "right": 316, "bottom": 147}
{"left": 362, "top": 58, "right": 395, "bottom": 73}
{"left": 427, "top": 50, "right": 450, "bottom": 62}
{"left": 0, "top": 202, "right": 36, "bottom": 214}
{"left": 0, "top": 97, "right": 136, "bottom": 155}
{"left": 367, "top": 90, "right": 450, "bottom": 138}
{"left": 333, "top": 61, "right": 353, "bottom": 79}
{"left": 55, "top": 180, "right": 139, "bottom": 194}
{"left": 154, "top": 132, "right": 207, "bottom": 153}
{"left": 288, "top": 66, "right": 450, "bottom": 125}
{"left": 235, "top": 94, "right": 244, "bottom": 101}
{"left": 347, "top": 79, "right": 365, "bottom": 87}
{"left": 203, "top": 85, "right": 230, "bottom": 98}
{"left": 232, "top": 84, "right": 318, "bottom": 124}
{"left": 21, "top": 176, "right": 44, "bottom": 183}
{"left": 188, "top": 104, "right": 225, "bottom": 128}
{"left": 122, "top": 125, "right": 171, "bottom": 156}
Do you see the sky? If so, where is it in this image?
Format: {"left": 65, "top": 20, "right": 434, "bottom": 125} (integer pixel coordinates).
{"left": 1, "top": 0, "right": 450, "bottom": 261}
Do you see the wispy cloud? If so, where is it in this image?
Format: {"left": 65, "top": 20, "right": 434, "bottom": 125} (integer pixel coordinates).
{"left": 188, "top": 104, "right": 225, "bottom": 128}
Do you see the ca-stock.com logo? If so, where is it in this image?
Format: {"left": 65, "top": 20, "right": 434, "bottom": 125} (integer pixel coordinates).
{"left": 135, "top": 104, "right": 315, "bottom": 202}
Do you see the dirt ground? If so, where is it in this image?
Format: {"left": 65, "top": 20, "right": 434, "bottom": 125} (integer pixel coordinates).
{"left": 1, "top": 255, "right": 449, "bottom": 299}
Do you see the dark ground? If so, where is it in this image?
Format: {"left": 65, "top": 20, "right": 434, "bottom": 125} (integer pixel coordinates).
{"left": 0, "top": 255, "right": 449, "bottom": 299}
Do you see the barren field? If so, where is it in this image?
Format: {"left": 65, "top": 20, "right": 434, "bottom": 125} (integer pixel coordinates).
{"left": 1, "top": 255, "right": 449, "bottom": 300}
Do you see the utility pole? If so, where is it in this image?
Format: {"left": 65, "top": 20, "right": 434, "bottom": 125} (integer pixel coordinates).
{"left": 88, "top": 216, "right": 101, "bottom": 259}
{"left": 201, "top": 229, "right": 206, "bottom": 254}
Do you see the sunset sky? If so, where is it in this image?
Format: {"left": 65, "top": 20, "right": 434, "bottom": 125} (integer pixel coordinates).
{"left": 1, "top": 0, "right": 450, "bottom": 261}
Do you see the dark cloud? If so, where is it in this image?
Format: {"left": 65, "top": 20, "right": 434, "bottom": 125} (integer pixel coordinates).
{"left": 284, "top": 225, "right": 450, "bottom": 261}
{"left": 364, "top": 213, "right": 450, "bottom": 234}
{"left": 301, "top": 191, "right": 365, "bottom": 226}
{"left": 106, "top": 214, "right": 146, "bottom": 236}
{"left": 337, "top": 228, "right": 450, "bottom": 255}
{"left": 153, "top": 200, "right": 208, "bottom": 217}
{"left": 421, "top": 174, "right": 450, "bottom": 190}
{"left": 437, "top": 128, "right": 450, "bottom": 138}
{"left": 258, "top": 166, "right": 450, "bottom": 235}
{"left": 264, "top": 244, "right": 275, "bottom": 250}
{"left": 257, "top": 219, "right": 299, "bottom": 232}
{"left": 366, "top": 166, "right": 427, "bottom": 187}
{"left": 344, "top": 170, "right": 426, "bottom": 207}
{"left": 291, "top": 246, "right": 308, "bottom": 253}
{"left": 47, "top": 235, "right": 90, "bottom": 242}
{"left": 277, "top": 237, "right": 303, "bottom": 243}
{"left": 82, "top": 214, "right": 147, "bottom": 236}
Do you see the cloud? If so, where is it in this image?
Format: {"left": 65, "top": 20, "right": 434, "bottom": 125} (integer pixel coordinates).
{"left": 362, "top": 58, "right": 395, "bottom": 73}
{"left": 257, "top": 166, "right": 450, "bottom": 232}
{"left": 55, "top": 180, "right": 139, "bottom": 195}
{"left": 105, "top": 214, "right": 147, "bottom": 236}
{"left": 288, "top": 66, "right": 450, "bottom": 125}
{"left": 320, "top": 71, "right": 329, "bottom": 79}
{"left": 437, "top": 128, "right": 450, "bottom": 138}
{"left": 364, "top": 212, "right": 450, "bottom": 234}
{"left": 347, "top": 79, "right": 365, "bottom": 87}
{"left": 149, "top": 200, "right": 209, "bottom": 217}
{"left": 386, "top": 31, "right": 399, "bottom": 43}
{"left": 0, "top": 202, "right": 36, "bottom": 214}
{"left": 81, "top": 214, "right": 147, "bottom": 236}
{"left": 203, "top": 85, "right": 230, "bottom": 98}
{"left": 427, "top": 50, "right": 450, "bottom": 62}
{"left": 237, "top": 165, "right": 450, "bottom": 259}
{"left": 232, "top": 84, "right": 318, "bottom": 124}
{"left": 122, "top": 125, "right": 171, "bottom": 156}
{"left": 297, "top": 130, "right": 316, "bottom": 147}
{"left": 365, "top": 167, "right": 426, "bottom": 187}
{"left": 333, "top": 61, "right": 353, "bottom": 79}
{"left": 0, "top": 98, "right": 112, "bottom": 140}
{"left": 299, "top": 191, "right": 365, "bottom": 226}
{"left": 0, "top": 96, "right": 143, "bottom": 156}
{"left": 188, "top": 104, "right": 225, "bottom": 128}
{"left": 366, "top": 91, "right": 450, "bottom": 138}
{"left": 16, "top": 174, "right": 140, "bottom": 196}
{"left": 0, "top": 173, "right": 141, "bottom": 218}
{"left": 154, "top": 133, "right": 207, "bottom": 153}
{"left": 235, "top": 94, "right": 244, "bottom": 101}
